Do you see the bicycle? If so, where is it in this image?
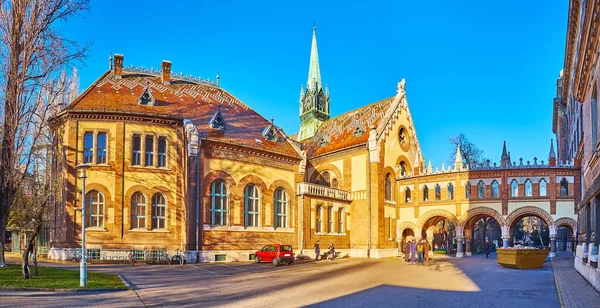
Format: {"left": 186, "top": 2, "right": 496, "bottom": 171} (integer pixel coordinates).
{"left": 170, "top": 249, "right": 186, "bottom": 265}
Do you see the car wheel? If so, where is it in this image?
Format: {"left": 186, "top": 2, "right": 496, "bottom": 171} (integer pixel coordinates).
{"left": 273, "top": 257, "right": 279, "bottom": 266}
{"left": 254, "top": 256, "right": 260, "bottom": 264}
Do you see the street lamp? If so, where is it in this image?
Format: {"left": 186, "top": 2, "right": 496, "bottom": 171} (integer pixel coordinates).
{"left": 76, "top": 163, "right": 91, "bottom": 287}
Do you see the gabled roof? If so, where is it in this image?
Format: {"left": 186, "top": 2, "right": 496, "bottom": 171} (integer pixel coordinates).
{"left": 64, "top": 70, "right": 299, "bottom": 157}
{"left": 303, "top": 97, "right": 395, "bottom": 157}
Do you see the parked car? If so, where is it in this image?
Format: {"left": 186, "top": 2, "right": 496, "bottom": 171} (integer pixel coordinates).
{"left": 254, "top": 244, "right": 294, "bottom": 266}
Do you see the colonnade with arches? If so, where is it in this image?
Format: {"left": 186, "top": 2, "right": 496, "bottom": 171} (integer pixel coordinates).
{"left": 397, "top": 206, "right": 577, "bottom": 258}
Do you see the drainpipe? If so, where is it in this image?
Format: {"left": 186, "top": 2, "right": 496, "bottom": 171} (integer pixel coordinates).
{"left": 367, "top": 152, "right": 371, "bottom": 258}
{"left": 195, "top": 139, "right": 201, "bottom": 263}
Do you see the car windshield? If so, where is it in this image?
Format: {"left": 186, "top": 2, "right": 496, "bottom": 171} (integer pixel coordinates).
{"left": 281, "top": 245, "right": 292, "bottom": 252}
{"left": 261, "top": 246, "right": 270, "bottom": 251}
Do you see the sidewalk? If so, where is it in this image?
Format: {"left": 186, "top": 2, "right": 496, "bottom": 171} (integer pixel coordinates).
{"left": 552, "top": 252, "right": 600, "bottom": 308}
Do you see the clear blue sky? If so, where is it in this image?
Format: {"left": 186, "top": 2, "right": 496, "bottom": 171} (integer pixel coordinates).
{"left": 63, "top": 0, "right": 567, "bottom": 167}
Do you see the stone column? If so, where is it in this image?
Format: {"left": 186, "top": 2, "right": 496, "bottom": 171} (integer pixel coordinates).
{"left": 456, "top": 235, "right": 465, "bottom": 258}
{"left": 549, "top": 235, "right": 557, "bottom": 258}
{"left": 426, "top": 229, "right": 434, "bottom": 250}
{"left": 501, "top": 225, "right": 510, "bottom": 248}
{"left": 465, "top": 237, "right": 472, "bottom": 257}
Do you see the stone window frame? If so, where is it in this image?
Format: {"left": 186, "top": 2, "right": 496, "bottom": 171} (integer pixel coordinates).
{"left": 85, "top": 190, "right": 105, "bottom": 229}
{"left": 129, "top": 132, "right": 171, "bottom": 169}
{"left": 210, "top": 180, "right": 228, "bottom": 226}
{"left": 447, "top": 183, "right": 454, "bottom": 200}
{"left": 315, "top": 204, "right": 323, "bottom": 233}
{"left": 539, "top": 179, "right": 547, "bottom": 197}
{"left": 81, "top": 130, "right": 110, "bottom": 166}
{"left": 130, "top": 191, "right": 147, "bottom": 229}
{"left": 422, "top": 185, "right": 429, "bottom": 201}
{"left": 465, "top": 182, "right": 471, "bottom": 199}
{"left": 405, "top": 187, "right": 412, "bottom": 203}
{"left": 274, "top": 187, "right": 288, "bottom": 229}
{"left": 385, "top": 173, "right": 393, "bottom": 201}
{"left": 491, "top": 180, "right": 499, "bottom": 198}
{"left": 510, "top": 179, "right": 519, "bottom": 197}
{"left": 338, "top": 207, "right": 345, "bottom": 234}
{"left": 244, "top": 184, "right": 260, "bottom": 228}
{"left": 151, "top": 193, "right": 167, "bottom": 230}
{"left": 560, "top": 178, "right": 569, "bottom": 197}
{"left": 477, "top": 181, "right": 485, "bottom": 199}
{"left": 524, "top": 179, "right": 533, "bottom": 197}
{"left": 434, "top": 184, "right": 441, "bottom": 200}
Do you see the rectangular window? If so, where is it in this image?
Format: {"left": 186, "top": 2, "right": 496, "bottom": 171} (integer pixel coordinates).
{"left": 96, "top": 133, "right": 107, "bottom": 164}
{"left": 316, "top": 205, "right": 322, "bottom": 233}
{"left": 338, "top": 208, "right": 344, "bottom": 234}
{"left": 158, "top": 137, "right": 167, "bottom": 167}
{"left": 145, "top": 136, "right": 154, "bottom": 166}
{"left": 132, "top": 135, "right": 141, "bottom": 165}
{"left": 328, "top": 207, "right": 333, "bottom": 233}
{"left": 83, "top": 132, "right": 94, "bottom": 164}
{"left": 388, "top": 217, "right": 392, "bottom": 240}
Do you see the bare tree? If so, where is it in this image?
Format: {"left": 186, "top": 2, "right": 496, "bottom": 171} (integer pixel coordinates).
{"left": 0, "top": 0, "right": 90, "bottom": 268}
{"left": 449, "top": 134, "right": 487, "bottom": 168}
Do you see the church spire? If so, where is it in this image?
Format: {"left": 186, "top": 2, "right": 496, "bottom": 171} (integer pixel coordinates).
{"left": 500, "top": 141, "right": 509, "bottom": 168}
{"left": 307, "top": 25, "right": 322, "bottom": 92}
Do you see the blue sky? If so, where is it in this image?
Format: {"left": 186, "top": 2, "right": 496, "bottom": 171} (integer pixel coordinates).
{"left": 63, "top": 1, "right": 567, "bottom": 167}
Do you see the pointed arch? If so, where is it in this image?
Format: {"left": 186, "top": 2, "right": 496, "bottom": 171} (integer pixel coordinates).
{"left": 459, "top": 206, "right": 507, "bottom": 228}
{"left": 506, "top": 206, "right": 554, "bottom": 229}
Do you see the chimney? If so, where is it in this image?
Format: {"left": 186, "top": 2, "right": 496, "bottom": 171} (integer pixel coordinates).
{"left": 113, "top": 54, "right": 124, "bottom": 79}
{"left": 161, "top": 60, "right": 172, "bottom": 84}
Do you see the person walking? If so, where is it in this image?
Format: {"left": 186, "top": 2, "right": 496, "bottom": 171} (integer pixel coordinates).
{"left": 417, "top": 240, "right": 424, "bottom": 264}
{"left": 410, "top": 239, "right": 416, "bottom": 264}
{"left": 314, "top": 241, "right": 321, "bottom": 261}
{"left": 424, "top": 239, "right": 431, "bottom": 262}
{"left": 329, "top": 243, "right": 336, "bottom": 261}
{"left": 403, "top": 240, "right": 410, "bottom": 262}
{"left": 484, "top": 238, "right": 491, "bottom": 258}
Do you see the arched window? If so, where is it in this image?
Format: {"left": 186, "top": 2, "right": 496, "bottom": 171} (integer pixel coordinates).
{"left": 422, "top": 186, "right": 429, "bottom": 201}
{"left": 385, "top": 173, "right": 392, "bottom": 201}
{"left": 210, "top": 180, "right": 228, "bottom": 226}
{"left": 332, "top": 178, "right": 338, "bottom": 189}
{"left": 399, "top": 161, "right": 407, "bottom": 176}
{"left": 447, "top": 183, "right": 454, "bottom": 200}
{"left": 491, "top": 180, "right": 499, "bottom": 198}
{"left": 398, "top": 128, "right": 407, "bottom": 147}
{"left": 465, "top": 182, "right": 471, "bottom": 199}
{"left": 274, "top": 188, "right": 287, "bottom": 228}
{"left": 525, "top": 179, "right": 533, "bottom": 197}
{"left": 405, "top": 187, "right": 411, "bottom": 203}
{"left": 151, "top": 193, "right": 166, "bottom": 229}
{"left": 477, "top": 181, "right": 485, "bottom": 199}
{"left": 322, "top": 171, "right": 330, "bottom": 187}
{"left": 511, "top": 180, "right": 518, "bottom": 197}
{"left": 244, "top": 184, "right": 259, "bottom": 227}
{"left": 434, "top": 184, "right": 441, "bottom": 200}
{"left": 539, "top": 179, "right": 547, "bottom": 197}
{"left": 85, "top": 190, "right": 104, "bottom": 228}
{"left": 560, "top": 178, "right": 569, "bottom": 196}
{"left": 130, "top": 192, "right": 146, "bottom": 229}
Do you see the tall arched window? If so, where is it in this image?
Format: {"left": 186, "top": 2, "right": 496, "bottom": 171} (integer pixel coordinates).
{"left": 422, "top": 186, "right": 429, "bottom": 201}
{"left": 244, "top": 184, "right": 259, "bottom": 227}
{"left": 130, "top": 192, "right": 146, "bottom": 229}
{"left": 322, "top": 172, "right": 330, "bottom": 187}
{"left": 447, "top": 183, "right": 454, "bottom": 200}
{"left": 85, "top": 190, "right": 104, "bottom": 228}
{"left": 434, "top": 184, "right": 441, "bottom": 200}
{"left": 477, "top": 181, "right": 485, "bottom": 199}
{"left": 151, "top": 193, "right": 166, "bottom": 229}
{"left": 560, "top": 178, "right": 569, "bottom": 196}
{"left": 525, "top": 179, "right": 533, "bottom": 197}
{"left": 405, "top": 187, "right": 411, "bottom": 203}
{"left": 399, "top": 161, "right": 407, "bottom": 176}
{"left": 274, "top": 188, "right": 288, "bottom": 228}
{"left": 511, "top": 180, "right": 518, "bottom": 197}
{"left": 210, "top": 180, "right": 228, "bottom": 226}
{"left": 385, "top": 173, "right": 392, "bottom": 201}
{"left": 491, "top": 181, "right": 499, "bottom": 198}
{"left": 332, "top": 178, "right": 338, "bottom": 189}
{"left": 539, "top": 179, "right": 547, "bottom": 197}
{"left": 465, "top": 182, "right": 471, "bottom": 199}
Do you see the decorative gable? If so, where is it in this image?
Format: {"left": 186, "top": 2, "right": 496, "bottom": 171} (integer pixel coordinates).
{"left": 353, "top": 124, "right": 366, "bottom": 137}
{"left": 138, "top": 87, "right": 155, "bottom": 106}
{"left": 262, "top": 121, "right": 279, "bottom": 142}
{"left": 208, "top": 105, "right": 226, "bottom": 130}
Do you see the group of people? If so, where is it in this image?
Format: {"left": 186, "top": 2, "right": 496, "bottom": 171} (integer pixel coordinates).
{"left": 313, "top": 241, "right": 335, "bottom": 261}
{"left": 402, "top": 238, "right": 431, "bottom": 264}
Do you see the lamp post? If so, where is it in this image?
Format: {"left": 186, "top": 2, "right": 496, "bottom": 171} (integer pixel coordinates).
{"left": 76, "top": 163, "right": 91, "bottom": 287}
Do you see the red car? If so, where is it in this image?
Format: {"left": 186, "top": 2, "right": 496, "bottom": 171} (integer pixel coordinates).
{"left": 254, "top": 244, "right": 294, "bottom": 266}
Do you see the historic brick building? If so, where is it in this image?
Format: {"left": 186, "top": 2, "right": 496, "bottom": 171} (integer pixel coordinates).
{"left": 558, "top": 0, "right": 600, "bottom": 292}
{"left": 48, "top": 25, "right": 581, "bottom": 263}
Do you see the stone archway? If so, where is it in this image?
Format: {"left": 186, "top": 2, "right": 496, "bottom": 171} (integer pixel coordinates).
{"left": 555, "top": 217, "right": 576, "bottom": 252}
{"left": 416, "top": 209, "right": 458, "bottom": 230}
{"left": 505, "top": 206, "right": 555, "bottom": 231}
{"left": 459, "top": 206, "right": 507, "bottom": 229}
{"left": 416, "top": 210, "right": 458, "bottom": 255}
{"left": 459, "top": 206, "right": 507, "bottom": 254}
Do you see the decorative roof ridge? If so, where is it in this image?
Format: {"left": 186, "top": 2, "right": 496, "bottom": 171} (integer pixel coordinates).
{"left": 122, "top": 64, "right": 219, "bottom": 88}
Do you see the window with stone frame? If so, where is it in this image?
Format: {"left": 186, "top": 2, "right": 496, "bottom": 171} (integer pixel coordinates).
{"left": 592, "top": 85, "right": 598, "bottom": 147}
{"left": 96, "top": 133, "right": 107, "bottom": 164}
{"left": 274, "top": 188, "right": 287, "bottom": 229}
{"left": 83, "top": 132, "right": 94, "bottom": 164}
{"left": 385, "top": 173, "right": 393, "bottom": 201}
{"left": 525, "top": 179, "right": 533, "bottom": 197}
{"left": 447, "top": 183, "right": 454, "bottom": 200}
{"left": 477, "top": 181, "right": 485, "bottom": 199}
{"left": 151, "top": 193, "right": 167, "bottom": 229}
{"left": 465, "top": 182, "right": 471, "bottom": 199}
{"left": 132, "top": 134, "right": 141, "bottom": 166}
{"left": 130, "top": 192, "right": 146, "bottom": 229}
{"left": 399, "top": 161, "right": 407, "bottom": 176}
{"left": 434, "top": 184, "right": 441, "bottom": 200}
{"left": 145, "top": 136, "right": 154, "bottom": 166}
{"left": 157, "top": 137, "right": 167, "bottom": 168}
{"left": 86, "top": 190, "right": 105, "bottom": 228}
{"left": 539, "top": 179, "right": 547, "bottom": 197}
{"left": 322, "top": 171, "right": 330, "bottom": 187}
{"left": 405, "top": 187, "right": 411, "bottom": 203}
{"left": 491, "top": 180, "right": 499, "bottom": 198}
{"left": 338, "top": 208, "right": 344, "bottom": 233}
{"left": 510, "top": 180, "right": 518, "bottom": 197}
{"left": 332, "top": 178, "right": 338, "bottom": 189}
{"left": 328, "top": 206, "right": 334, "bottom": 233}
{"left": 560, "top": 178, "right": 569, "bottom": 196}
{"left": 316, "top": 205, "right": 323, "bottom": 233}
{"left": 210, "top": 180, "right": 228, "bottom": 226}
{"left": 244, "top": 184, "right": 260, "bottom": 227}
{"left": 422, "top": 185, "right": 429, "bottom": 201}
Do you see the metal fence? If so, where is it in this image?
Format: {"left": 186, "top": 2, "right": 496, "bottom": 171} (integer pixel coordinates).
{"left": 72, "top": 249, "right": 171, "bottom": 264}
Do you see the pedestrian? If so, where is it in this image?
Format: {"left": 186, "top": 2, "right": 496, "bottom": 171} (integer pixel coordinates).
{"left": 403, "top": 240, "right": 410, "bottom": 262}
{"left": 417, "top": 240, "right": 424, "bottom": 264}
{"left": 424, "top": 239, "right": 431, "bottom": 262}
{"left": 314, "top": 241, "right": 320, "bottom": 261}
{"left": 410, "top": 239, "right": 416, "bottom": 264}
{"left": 329, "top": 243, "right": 335, "bottom": 260}
{"left": 484, "top": 238, "right": 491, "bottom": 258}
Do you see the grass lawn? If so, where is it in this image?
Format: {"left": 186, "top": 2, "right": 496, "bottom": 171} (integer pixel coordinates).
{"left": 0, "top": 264, "right": 125, "bottom": 289}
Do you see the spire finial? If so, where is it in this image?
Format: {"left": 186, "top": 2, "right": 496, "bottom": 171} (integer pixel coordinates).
{"left": 306, "top": 24, "right": 322, "bottom": 92}
{"left": 549, "top": 139, "right": 556, "bottom": 158}
{"left": 313, "top": 20, "right": 316, "bottom": 31}
{"left": 454, "top": 144, "right": 463, "bottom": 170}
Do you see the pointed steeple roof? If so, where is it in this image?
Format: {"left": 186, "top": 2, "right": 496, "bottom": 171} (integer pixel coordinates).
{"left": 501, "top": 141, "right": 508, "bottom": 160}
{"left": 307, "top": 25, "right": 322, "bottom": 92}
{"left": 454, "top": 144, "right": 463, "bottom": 170}
{"left": 549, "top": 139, "right": 556, "bottom": 158}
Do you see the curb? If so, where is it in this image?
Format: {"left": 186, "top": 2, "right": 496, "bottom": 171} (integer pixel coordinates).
{"left": 0, "top": 286, "right": 129, "bottom": 292}
{"left": 550, "top": 259, "right": 565, "bottom": 308}
{"left": 117, "top": 273, "right": 132, "bottom": 289}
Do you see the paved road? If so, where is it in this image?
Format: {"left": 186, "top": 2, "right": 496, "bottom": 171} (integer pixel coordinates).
{"left": 0, "top": 253, "right": 560, "bottom": 308}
